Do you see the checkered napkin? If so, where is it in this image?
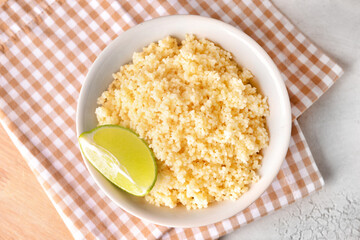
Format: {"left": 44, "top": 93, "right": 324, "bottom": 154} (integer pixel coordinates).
{"left": 0, "top": 0, "right": 343, "bottom": 239}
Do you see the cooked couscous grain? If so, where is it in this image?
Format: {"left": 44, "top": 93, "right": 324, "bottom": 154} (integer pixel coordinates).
{"left": 95, "top": 35, "right": 269, "bottom": 209}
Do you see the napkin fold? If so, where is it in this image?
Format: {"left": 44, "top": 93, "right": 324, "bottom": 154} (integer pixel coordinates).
{"left": 0, "top": 0, "right": 343, "bottom": 239}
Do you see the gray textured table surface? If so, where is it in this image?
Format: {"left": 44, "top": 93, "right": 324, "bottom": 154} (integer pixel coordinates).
{"left": 223, "top": 0, "right": 360, "bottom": 239}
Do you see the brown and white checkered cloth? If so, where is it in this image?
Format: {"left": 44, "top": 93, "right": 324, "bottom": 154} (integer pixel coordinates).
{"left": 0, "top": 0, "right": 343, "bottom": 239}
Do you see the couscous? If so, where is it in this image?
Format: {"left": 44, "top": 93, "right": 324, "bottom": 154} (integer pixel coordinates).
{"left": 95, "top": 35, "right": 269, "bottom": 209}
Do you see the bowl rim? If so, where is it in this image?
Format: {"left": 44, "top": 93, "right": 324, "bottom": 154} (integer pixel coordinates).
{"left": 76, "top": 14, "right": 292, "bottom": 228}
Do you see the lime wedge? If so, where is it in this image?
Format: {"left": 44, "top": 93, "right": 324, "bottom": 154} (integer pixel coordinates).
{"left": 78, "top": 125, "right": 157, "bottom": 196}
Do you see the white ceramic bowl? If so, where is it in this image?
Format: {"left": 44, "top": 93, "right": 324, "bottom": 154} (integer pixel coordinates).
{"left": 76, "top": 15, "right": 292, "bottom": 228}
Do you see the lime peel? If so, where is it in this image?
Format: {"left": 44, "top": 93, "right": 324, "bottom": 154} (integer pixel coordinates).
{"left": 78, "top": 125, "right": 157, "bottom": 196}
